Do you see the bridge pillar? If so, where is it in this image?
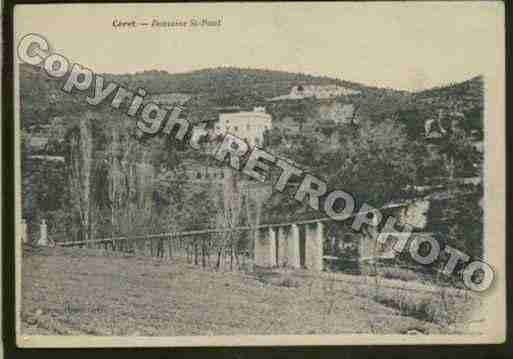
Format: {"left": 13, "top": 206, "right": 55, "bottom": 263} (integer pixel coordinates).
{"left": 277, "top": 226, "right": 288, "bottom": 267}
{"left": 268, "top": 227, "right": 277, "bottom": 267}
{"left": 287, "top": 224, "right": 301, "bottom": 269}
{"left": 254, "top": 227, "right": 276, "bottom": 267}
{"left": 166, "top": 237, "right": 174, "bottom": 259}
{"left": 305, "top": 222, "right": 324, "bottom": 271}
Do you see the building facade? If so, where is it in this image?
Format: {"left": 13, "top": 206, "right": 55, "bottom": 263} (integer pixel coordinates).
{"left": 216, "top": 107, "right": 272, "bottom": 146}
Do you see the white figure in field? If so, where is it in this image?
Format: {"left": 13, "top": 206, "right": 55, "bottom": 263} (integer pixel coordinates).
{"left": 37, "top": 219, "right": 48, "bottom": 246}
{"left": 21, "top": 219, "right": 28, "bottom": 244}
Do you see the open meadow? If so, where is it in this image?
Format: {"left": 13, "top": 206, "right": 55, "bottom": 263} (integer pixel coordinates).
{"left": 20, "top": 245, "right": 482, "bottom": 336}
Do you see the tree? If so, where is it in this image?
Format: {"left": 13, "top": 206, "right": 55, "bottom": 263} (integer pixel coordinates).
{"left": 324, "top": 119, "right": 418, "bottom": 207}
{"left": 396, "top": 109, "right": 425, "bottom": 140}
{"left": 65, "top": 112, "right": 94, "bottom": 244}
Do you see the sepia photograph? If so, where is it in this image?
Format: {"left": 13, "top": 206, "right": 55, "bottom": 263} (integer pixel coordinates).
{"left": 12, "top": 2, "right": 506, "bottom": 347}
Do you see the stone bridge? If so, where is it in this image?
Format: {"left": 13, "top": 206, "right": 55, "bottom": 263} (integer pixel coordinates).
{"left": 254, "top": 222, "right": 324, "bottom": 271}
{"left": 253, "top": 198, "right": 431, "bottom": 272}
{"left": 27, "top": 195, "right": 432, "bottom": 272}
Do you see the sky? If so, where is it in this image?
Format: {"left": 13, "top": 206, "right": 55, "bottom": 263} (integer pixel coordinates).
{"left": 14, "top": 2, "right": 504, "bottom": 91}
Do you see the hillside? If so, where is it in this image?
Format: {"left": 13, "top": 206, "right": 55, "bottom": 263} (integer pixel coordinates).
{"left": 19, "top": 64, "right": 95, "bottom": 129}
{"left": 412, "top": 76, "right": 483, "bottom": 118}
{"left": 19, "top": 64, "right": 407, "bottom": 128}
{"left": 19, "top": 64, "right": 485, "bottom": 266}
{"left": 395, "top": 76, "right": 484, "bottom": 140}
{"left": 19, "top": 63, "right": 483, "bottom": 135}
{"left": 102, "top": 66, "right": 375, "bottom": 98}
{"left": 415, "top": 76, "right": 483, "bottom": 101}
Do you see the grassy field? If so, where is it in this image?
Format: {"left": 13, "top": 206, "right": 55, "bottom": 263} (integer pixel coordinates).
{"left": 20, "top": 245, "right": 482, "bottom": 336}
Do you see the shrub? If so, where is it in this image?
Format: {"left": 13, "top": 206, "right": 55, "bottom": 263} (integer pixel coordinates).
{"left": 373, "top": 286, "right": 477, "bottom": 325}
{"left": 380, "top": 267, "right": 421, "bottom": 282}
{"left": 278, "top": 276, "right": 301, "bottom": 288}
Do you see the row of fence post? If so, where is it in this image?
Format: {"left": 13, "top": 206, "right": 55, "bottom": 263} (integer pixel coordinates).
{"left": 20, "top": 219, "right": 251, "bottom": 271}
{"left": 91, "top": 234, "right": 250, "bottom": 271}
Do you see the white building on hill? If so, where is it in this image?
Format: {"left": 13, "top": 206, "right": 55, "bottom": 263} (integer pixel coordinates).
{"left": 290, "top": 85, "right": 361, "bottom": 98}
{"left": 216, "top": 107, "right": 272, "bottom": 146}
{"left": 269, "top": 84, "right": 361, "bottom": 101}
